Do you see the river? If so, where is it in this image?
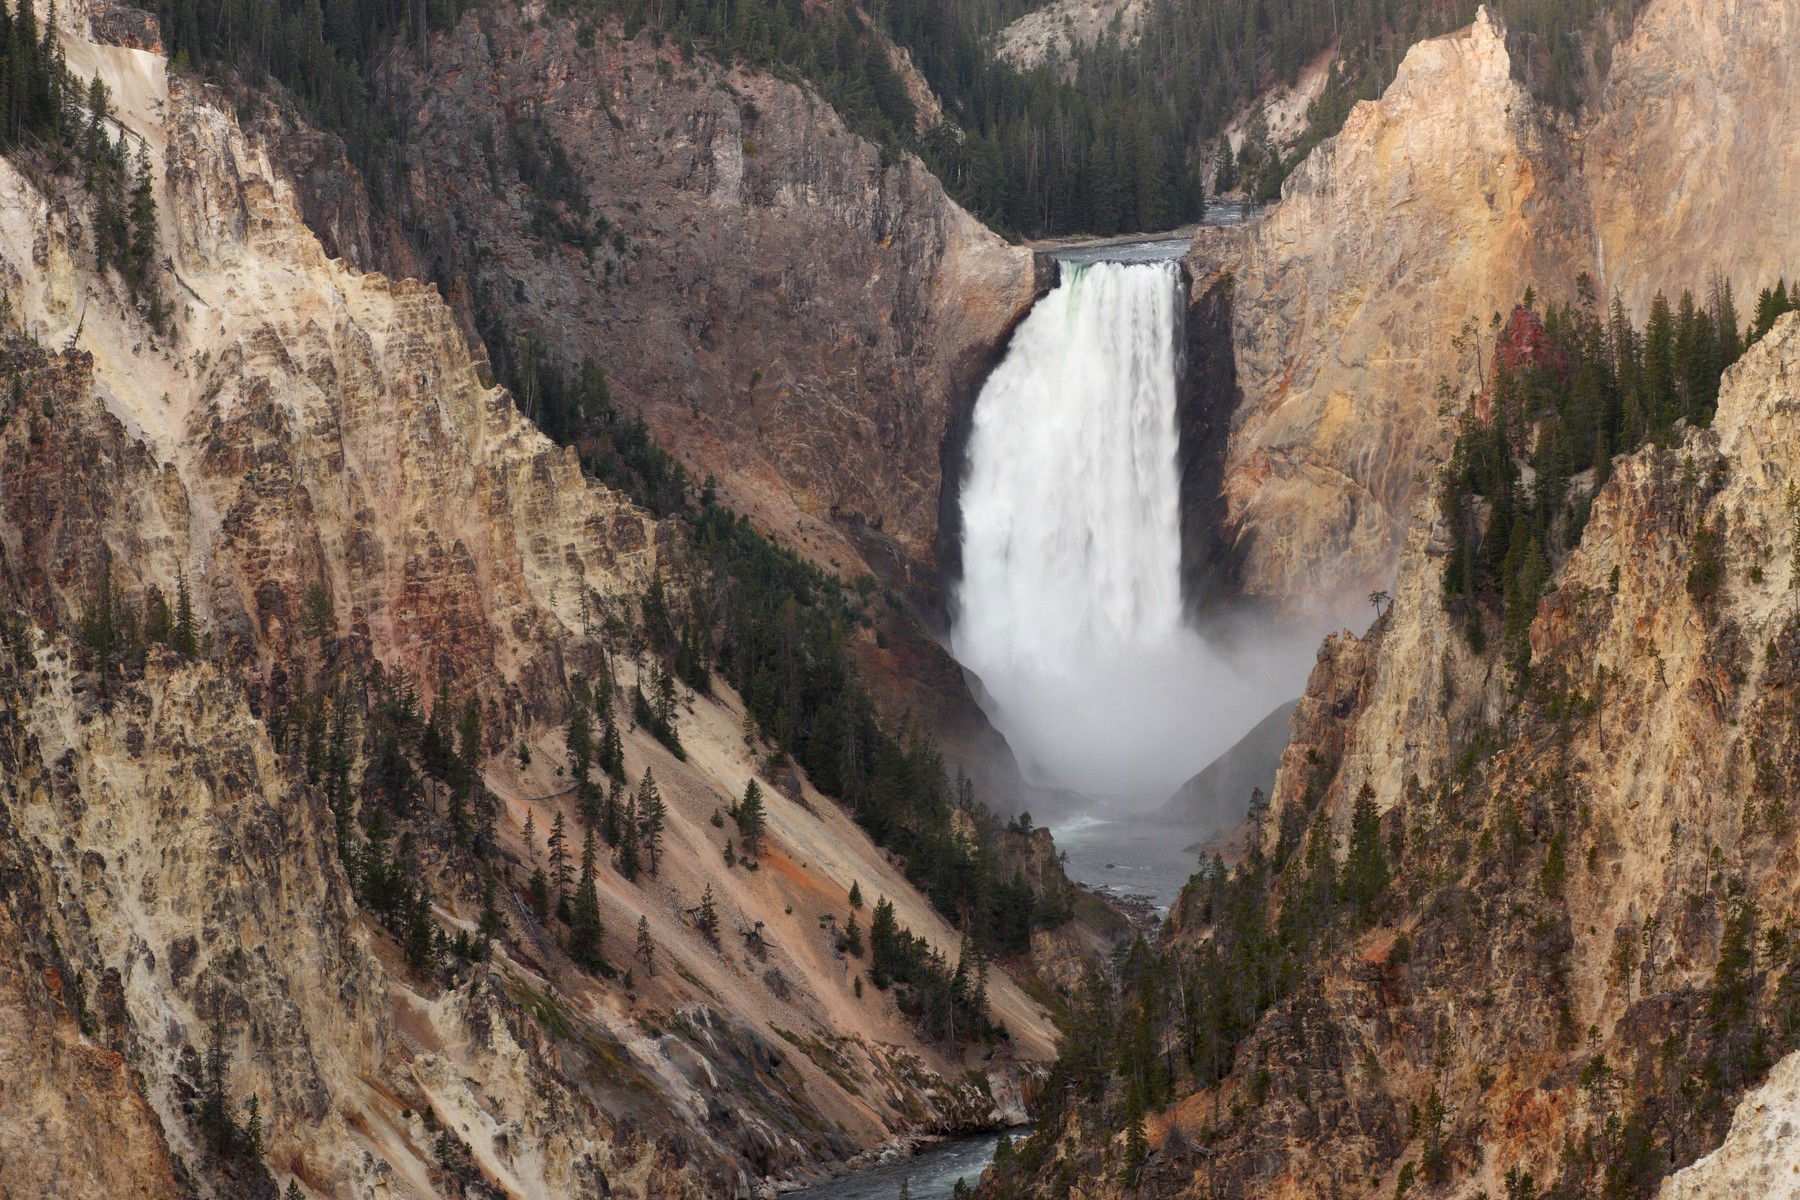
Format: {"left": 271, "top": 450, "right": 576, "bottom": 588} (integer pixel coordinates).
{"left": 1049, "top": 811, "right": 1205, "bottom": 911}
{"left": 790, "top": 1130, "right": 1021, "bottom": 1200}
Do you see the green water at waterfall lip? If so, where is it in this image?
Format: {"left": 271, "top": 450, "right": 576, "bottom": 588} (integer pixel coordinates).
{"left": 790, "top": 1128, "right": 1029, "bottom": 1199}
{"left": 1043, "top": 204, "right": 1257, "bottom": 265}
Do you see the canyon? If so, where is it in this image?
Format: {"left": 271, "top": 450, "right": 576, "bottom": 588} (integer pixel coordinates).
{"left": 0, "top": 5, "right": 1085, "bottom": 1197}
{"left": 2, "top": 0, "right": 1798, "bottom": 1195}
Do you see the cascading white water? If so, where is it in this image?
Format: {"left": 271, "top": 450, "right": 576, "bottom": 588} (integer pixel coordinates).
{"left": 952, "top": 259, "right": 1260, "bottom": 798}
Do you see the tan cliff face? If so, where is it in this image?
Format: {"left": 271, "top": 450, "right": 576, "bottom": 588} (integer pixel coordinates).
{"left": 1187, "top": 6, "right": 1588, "bottom": 618}
{"left": 4, "top": 35, "right": 659, "bottom": 721}
{"left": 0, "top": 13, "right": 1073, "bottom": 1198}
{"left": 1253, "top": 311, "right": 1800, "bottom": 1198}
{"left": 1585, "top": 0, "right": 1800, "bottom": 321}
{"left": 378, "top": 12, "right": 1040, "bottom": 584}
{"left": 1188, "top": 0, "right": 1800, "bottom": 620}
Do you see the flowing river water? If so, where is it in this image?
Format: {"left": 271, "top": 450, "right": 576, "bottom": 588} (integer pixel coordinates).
{"left": 790, "top": 1130, "right": 1022, "bottom": 1200}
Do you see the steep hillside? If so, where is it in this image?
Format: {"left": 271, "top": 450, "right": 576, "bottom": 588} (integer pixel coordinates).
{"left": 1186, "top": 0, "right": 1800, "bottom": 620}
{"left": 985, "top": 311, "right": 1800, "bottom": 1198}
{"left": 0, "top": 8, "right": 1083, "bottom": 1197}
{"left": 373, "top": 10, "right": 1040, "bottom": 588}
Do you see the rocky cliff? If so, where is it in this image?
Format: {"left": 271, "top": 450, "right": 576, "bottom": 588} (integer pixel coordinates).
{"left": 993, "top": 0, "right": 1148, "bottom": 74}
{"left": 375, "top": 10, "right": 1041, "bottom": 590}
{"left": 988, "top": 311, "right": 1800, "bottom": 1197}
{"left": 1186, "top": 0, "right": 1800, "bottom": 619}
{"left": 0, "top": 9, "right": 1074, "bottom": 1197}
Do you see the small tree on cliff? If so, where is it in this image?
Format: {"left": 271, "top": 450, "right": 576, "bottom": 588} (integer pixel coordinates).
{"left": 1342, "top": 783, "right": 1389, "bottom": 923}
{"left": 618, "top": 792, "right": 642, "bottom": 882}
{"left": 637, "top": 769, "right": 666, "bottom": 875}
{"left": 548, "top": 811, "right": 572, "bottom": 916}
{"left": 636, "top": 914, "right": 655, "bottom": 974}
{"left": 569, "top": 830, "right": 605, "bottom": 969}
{"left": 566, "top": 691, "right": 592, "bottom": 786}
{"left": 696, "top": 884, "right": 720, "bottom": 944}
{"left": 172, "top": 569, "right": 197, "bottom": 657}
{"left": 735, "top": 779, "right": 766, "bottom": 858}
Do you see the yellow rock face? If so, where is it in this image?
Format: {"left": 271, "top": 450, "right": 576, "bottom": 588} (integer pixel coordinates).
{"left": 1193, "top": 0, "right": 1800, "bottom": 621}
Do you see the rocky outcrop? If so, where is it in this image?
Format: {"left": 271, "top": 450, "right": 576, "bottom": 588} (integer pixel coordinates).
{"left": 0, "top": 651, "right": 186, "bottom": 1200}
{"left": 379, "top": 13, "right": 1039, "bottom": 587}
{"left": 994, "top": 0, "right": 1149, "bottom": 74}
{"left": 1659, "top": 1051, "right": 1800, "bottom": 1200}
{"left": 1188, "top": 0, "right": 1800, "bottom": 620}
{"left": 1, "top": 43, "right": 659, "bottom": 722}
{"left": 1214, "top": 48, "right": 1337, "bottom": 186}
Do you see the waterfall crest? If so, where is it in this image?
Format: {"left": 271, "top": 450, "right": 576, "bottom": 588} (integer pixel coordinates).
{"left": 952, "top": 259, "right": 1246, "bottom": 797}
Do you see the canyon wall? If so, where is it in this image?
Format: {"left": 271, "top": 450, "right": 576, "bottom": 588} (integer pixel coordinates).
{"left": 378, "top": 10, "right": 1041, "bottom": 589}
{"left": 0, "top": 11, "right": 1072, "bottom": 1197}
{"left": 1187, "top": 0, "right": 1800, "bottom": 617}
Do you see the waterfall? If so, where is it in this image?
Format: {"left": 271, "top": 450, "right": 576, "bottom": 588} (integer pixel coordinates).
{"left": 952, "top": 259, "right": 1243, "bottom": 798}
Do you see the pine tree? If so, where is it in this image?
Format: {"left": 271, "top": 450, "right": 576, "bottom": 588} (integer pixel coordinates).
{"left": 403, "top": 886, "right": 435, "bottom": 971}
{"left": 696, "top": 883, "right": 720, "bottom": 944}
{"left": 171, "top": 572, "right": 197, "bottom": 658}
{"left": 242, "top": 1094, "right": 264, "bottom": 1161}
{"left": 569, "top": 830, "right": 604, "bottom": 969}
{"left": 1343, "top": 783, "right": 1389, "bottom": 923}
{"left": 1121, "top": 1078, "right": 1148, "bottom": 1183}
{"left": 286, "top": 1182, "right": 305, "bottom": 1200}
{"left": 657, "top": 661, "right": 678, "bottom": 723}
{"left": 637, "top": 768, "right": 666, "bottom": 876}
{"left": 1643, "top": 291, "right": 1678, "bottom": 437}
{"left": 599, "top": 704, "right": 624, "bottom": 780}
{"left": 636, "top": 914, "right": 655, "bottom": 974}
{"left": 618, "top": 793, "right": 641, "bottom": 882}
{"left": 869, "top": 898, "right": 899, "bottom": 988}
{"left": 125, "top": 143, "right": 159, "bottom": 312}
{"left": 842, "top": 911, "right": 863, "bottom": 958}
{"left": 566, "top": 693, "right": 592, "bottom": 785}
{"left": 547, "top": 812, "right": 571, "bottom": 913}
{"left": 300, "top": 580, "right": 333, "bottom": 647}
{"left": 457, "top": 695, "right": 482, "bottom": 780}
{"left": 80, "top": 562, "right": 121, "bottom": 693}
{"left": 602, "top": 777, "right": 624, "bottom": 847}
{"left": 848, "top": 880, "right": 863, "bottom": 909}
{"left": 735, "top": 778, "right": 766, "bottom": 858}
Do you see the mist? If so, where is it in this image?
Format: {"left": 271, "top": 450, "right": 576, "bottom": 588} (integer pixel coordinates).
{"left": 950, "top": 257, "right": 1320, "bottom": 808}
